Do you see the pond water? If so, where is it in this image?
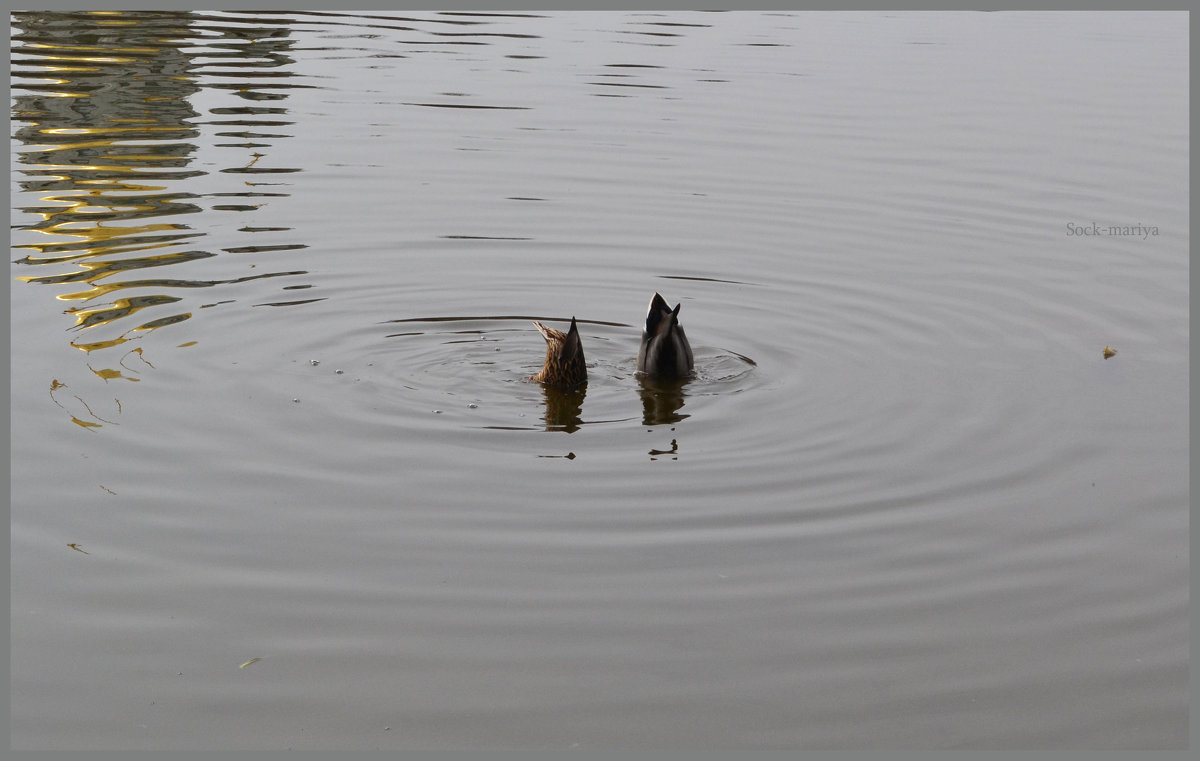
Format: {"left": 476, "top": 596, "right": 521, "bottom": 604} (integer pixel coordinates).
{"left": 9, "top": 10, "right": 1188, "bottom": 750}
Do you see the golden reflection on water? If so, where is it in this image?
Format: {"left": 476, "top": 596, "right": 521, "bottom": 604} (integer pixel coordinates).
{"left": 49, "top": 377, "right": 121, "bottom": 430}
{"left": 12, "top": 9, "right": 313, "bottom": 427}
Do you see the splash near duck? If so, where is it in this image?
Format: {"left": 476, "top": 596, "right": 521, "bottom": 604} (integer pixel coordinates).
{"left": 637, "top": 292, "right": 694, "bottom": 379}
{"left": 530, "top": 317, "right": 587, "bottom": 387}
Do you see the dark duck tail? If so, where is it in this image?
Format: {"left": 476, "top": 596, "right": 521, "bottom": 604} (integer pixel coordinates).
{"left": 637, "top": 293, "right": 694, "bottom": 379}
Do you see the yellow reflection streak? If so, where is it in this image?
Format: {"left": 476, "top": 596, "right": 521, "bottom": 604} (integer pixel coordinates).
{"left": 75, "top": 180, "right": 169, "bottom": 191}
{"left": 22, "top": 92, "right": 90, "bottom": 99}
{"left": 43, "top": 126, "right": 191, "bottom": 135}
{"left": 19, "top": 227, "right": 195, "bottom": 262}
{"left": 36, "top": 65, "right": 103, "bottom": 73}
{"left": 72, "top": 335, "right": 135, "bottom": 353}
{"left": 59, "top": 282, "right": 141, "bottom": 302}
{"left": 24, "top": 220, "right": 187, "bottom": 242}
{"left": 66, "top": 295, "right": 183, "bottom": 330}
{"left": 25, "top": 42, "right": 161, "bottom": 54}
{"left": 17, "top": 246, "right": 208, "bottom": 280}
{"left": 19, "top": 162, "right": 177, "bottom": 176}
{"left": 26, "top": 138, "right": 118, "bottom": 152}
{"left": 29, "top": 54, "right": 143, "bottom": 65}
{"left": 90, "top": 366, "right": 138, "bottom": 382}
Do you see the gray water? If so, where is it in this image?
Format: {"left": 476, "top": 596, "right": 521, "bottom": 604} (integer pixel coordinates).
{"left": 9, "top": 10, "right": 1188, "bottom": 750}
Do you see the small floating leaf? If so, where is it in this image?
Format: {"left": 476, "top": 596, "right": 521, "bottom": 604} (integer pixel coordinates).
{"left": 239, "top": 657, "right": 262, "bottom": 669}
{"left": 67, "top": 543, "right": 89, "bottom": 554}
{"left": 1103, "top": 346, "right": 1117, "bottom": 359}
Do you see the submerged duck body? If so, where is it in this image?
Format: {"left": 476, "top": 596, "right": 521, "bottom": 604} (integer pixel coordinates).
{"left": 530, "top": 317, "right": 587, "bottom": 387}
{"left": 637, "top": 292, "right": 694, "bottom": 379}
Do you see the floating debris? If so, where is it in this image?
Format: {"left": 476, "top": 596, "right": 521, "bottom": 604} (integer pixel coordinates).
{"left": 467, "top": 403, "right": 478, "bottom": 409}
{"left": 335, "top": 369, "right": 344, "bottom": 375}
{"left": 310, "top": 359, "right": 320, "bottom": 366}
{"left": 1103, "top": 346, "right": 1117, "bottom": 359}
{"left": 239, "top": 657, "right": 262, "bottom": 669}
{"left": 67, "top": 543, "right": 89, "bottom": 555}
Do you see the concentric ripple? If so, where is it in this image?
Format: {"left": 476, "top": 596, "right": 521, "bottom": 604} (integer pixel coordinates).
{"left": 366, "top": 313, "right": 758, "bottom": 434}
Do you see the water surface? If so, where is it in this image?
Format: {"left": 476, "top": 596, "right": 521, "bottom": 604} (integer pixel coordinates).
{"left": 9, "top": 10, "right": 1188, "bottom": 750}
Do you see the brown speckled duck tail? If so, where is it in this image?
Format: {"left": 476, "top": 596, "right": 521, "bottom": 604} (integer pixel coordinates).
{"left": 530, "top": 317, "right": 587, "bottom": 387}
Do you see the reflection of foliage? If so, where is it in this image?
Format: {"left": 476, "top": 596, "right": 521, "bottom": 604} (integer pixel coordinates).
{"left": 11, "top": 10, "right": 310, "bottom": 354}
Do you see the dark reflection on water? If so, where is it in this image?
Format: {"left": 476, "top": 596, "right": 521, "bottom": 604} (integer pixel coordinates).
{"left": 539, "top": 383, "right": 586, "bottom": 433}
{"left": 10, "top": 10, "right": 311, "bottom": 355}
{"left": 638, "top": 375, "right": 690, "bottom": 426}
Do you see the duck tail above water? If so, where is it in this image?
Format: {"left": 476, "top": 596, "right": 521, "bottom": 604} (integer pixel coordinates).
{"left": 637, "top": 292, "right": 694, "bottom": 379}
